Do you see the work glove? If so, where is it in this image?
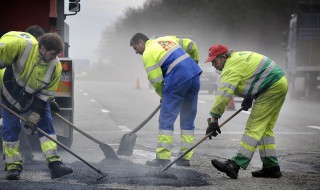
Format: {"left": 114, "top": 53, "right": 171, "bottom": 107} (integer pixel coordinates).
{"left": 241, "top": 98, "right": 253, "bottom": 111}
{"left": 24, "top": 112, "right": 41, "bottom": 135}
{"left": 49, "top": 101, "right": 60, "bottom": 113}
{"left": 206, "top": 118, "right": 221, "bottom": 139}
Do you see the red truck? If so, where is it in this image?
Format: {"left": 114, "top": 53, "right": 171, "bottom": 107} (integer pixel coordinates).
{"left": 0, "top": 0, "right": 80, "bottom": 148}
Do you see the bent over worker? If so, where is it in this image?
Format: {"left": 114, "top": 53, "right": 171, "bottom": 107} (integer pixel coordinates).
{"left": 130, "top": 33, "right": 202, "bottom": 167}
{"left": 205, "top": 44, "right": 288, "bottom": 179}
{"left": 0, "top": 32, "right": 73, "bottom": 180}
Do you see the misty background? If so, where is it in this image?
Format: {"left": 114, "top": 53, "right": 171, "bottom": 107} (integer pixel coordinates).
{"left": 66, "top": 0, "right": 306, "bottom": 84}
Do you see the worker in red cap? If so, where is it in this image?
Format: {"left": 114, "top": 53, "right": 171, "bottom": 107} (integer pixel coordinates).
{"left": 205, "top": 44, "right": 288, "bottom": 179}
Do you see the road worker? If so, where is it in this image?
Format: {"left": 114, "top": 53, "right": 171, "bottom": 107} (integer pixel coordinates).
{"left": 130, "top": 33, "right": 202, "bottom": 167}
{"left": 205, "top": 44, "right": 288, "bottom": 179}
{"left": 0, "top": 31, "right": 73, "bottom": 180}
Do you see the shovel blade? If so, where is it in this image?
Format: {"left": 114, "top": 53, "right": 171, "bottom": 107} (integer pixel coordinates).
{"left": 117, "top": 133, "right": 137, "bottom": 156}
{"left": 99, "top": 143, "right": 119, "bottom": 160}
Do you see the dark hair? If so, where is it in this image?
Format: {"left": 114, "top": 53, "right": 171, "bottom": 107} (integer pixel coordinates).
{"left": 25, "top": 25, "right": 45, "bottom": 39}
{"left": 130, "top": 33, "right": 149, "bottom": 46}
{"left": 38, "top": 33, "right": 63, "bottom": 53}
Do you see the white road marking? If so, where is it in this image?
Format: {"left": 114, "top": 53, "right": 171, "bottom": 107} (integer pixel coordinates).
{"left": 306, "top": 126, "right": 320, "bottom": 130}
{"left": 101, "top": 109, "right": 110, "bottom": 113}
{"left": 83, "top": 92, "right": 88, "bottom": 96}
{"left": 241, "top": 110, "right": 251, "bottom": 114}
{"left": 132, "top": 149, "right": 155, "bottom": 159}
{"left": 198, "top": 100, "right": 206, "bottom": 104}
{"left": 118, "top": 125, "right": 131, "bottom": 132}
{"left": 90, "top": 99, "right": 96, "bottom": 102}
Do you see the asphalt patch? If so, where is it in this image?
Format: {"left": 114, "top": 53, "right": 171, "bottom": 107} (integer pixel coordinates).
{"left": 69, "top": 158, "right": 211, "bottom": 187}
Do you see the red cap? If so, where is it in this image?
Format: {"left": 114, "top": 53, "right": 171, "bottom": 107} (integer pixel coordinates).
{"left": 205, "top": 44, "right": 228, "bottom": 63}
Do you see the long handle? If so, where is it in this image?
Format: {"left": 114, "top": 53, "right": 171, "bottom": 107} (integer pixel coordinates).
{"left": 0, "top": 102, "right": 105, "bottom": 175}
{"left": 160, "top": 107, "right": 244, "bottom": 172}
{"left": 53, "top": 112, "right": 104, "bottom": 145}
{"left": 131, "top": 104, "right": 161, "bottom": 134}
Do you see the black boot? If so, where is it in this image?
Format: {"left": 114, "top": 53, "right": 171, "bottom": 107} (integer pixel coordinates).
{"left": 175, "top": 159, "right": 191, "bottom": 167}
{"left": 49, "top": 161, "right": 73, "bottom": 179}
{"left": 146, "top": 158, "right": 170, "bottom": 167}
{"left": 5, "top": 164, "right": 23, "bottom": 180}
{"left": 211, "top": 159, "right": 240, "bottom": 179}
{"left": 252, "top": 166, "right": 282, "bottom": 178}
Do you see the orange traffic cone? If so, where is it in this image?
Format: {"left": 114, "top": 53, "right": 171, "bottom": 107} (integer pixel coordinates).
{"left": 226, "top": 96, "right": 235, "bottom": 111}
{"left": 135, "top": 77, "right": 140, "bottom": 90}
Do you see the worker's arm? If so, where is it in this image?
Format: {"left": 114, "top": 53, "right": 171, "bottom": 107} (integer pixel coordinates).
{"left": 210, "top": 68, "right": 240, "bottom": 118}
{"left": 0, "top": 39, "right": 24, "bottom": 69}
{"left": 172, "top": 36, "right": 199, "bottom": 63}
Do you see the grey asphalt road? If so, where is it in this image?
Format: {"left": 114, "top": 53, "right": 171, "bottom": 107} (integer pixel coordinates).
{"left": 0, "top": 79, "right": 319, "bottom": 189}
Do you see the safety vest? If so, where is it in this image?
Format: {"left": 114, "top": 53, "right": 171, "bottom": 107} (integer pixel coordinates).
{"left": 0, "top": 31, "right": 62, "bottom": 112}
{"left": 142, "top": 36, "right": 201, "bottom": 97}
{"left": 170, "top": 36, "right": 199, "bottom": 63}
{"left": 210, "top": 51, "right": 285, "bottom": 118}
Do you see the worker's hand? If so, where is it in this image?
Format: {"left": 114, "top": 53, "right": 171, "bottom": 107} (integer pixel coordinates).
{"left": 49, "top": 101, "right": 60, "bottom": 113}
{"left": 241, "top": 98, "right": 253, "bottom": 111}
{"left": 24, "top": 112, "right": 41, "bottom": 135}
{"left": 206, "top": 118, "right": 221, "bottom": 139}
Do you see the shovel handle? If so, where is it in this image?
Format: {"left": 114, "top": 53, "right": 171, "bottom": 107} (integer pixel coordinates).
{"left": 131, "top": 104, "right": 161, "bottom": 134}
{"left": 160, "top": 107, "right": 244, "bottom": 172}
{"left": 0, "top": 102, "right": 105, "bottom": 175}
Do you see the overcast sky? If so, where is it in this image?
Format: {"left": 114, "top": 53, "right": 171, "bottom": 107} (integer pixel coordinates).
{"left": 64, "top": 0, "right": 145, "bottom": 63}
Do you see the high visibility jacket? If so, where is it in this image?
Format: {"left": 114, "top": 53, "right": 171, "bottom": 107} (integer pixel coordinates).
{"left": 170, "top": 36, "right": 199, "bottom": 63}
{"left": 0, "top": 31, "right": 62, "bottom": 113}
{"left": 142, "top": 36, "right": 202, "bottom": 97}
{"left": 210, "top": 51, "right": 285, "bottom": 118}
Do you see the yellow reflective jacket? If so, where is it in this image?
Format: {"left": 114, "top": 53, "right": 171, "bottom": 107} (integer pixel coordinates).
{"left": 142, "top": 36, "right": 201, "bottom": 97}
{"left": 0, "top": 31, "right": 62, "bottom": 113}
{"left": 170, "top": 36, "right": 199, "bottom": 63}
{"left": 210, "top": 51, "right": 285, "bottom": 118}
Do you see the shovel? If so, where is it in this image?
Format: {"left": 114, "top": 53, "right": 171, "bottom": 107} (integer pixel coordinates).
{"left": 52, "top": 112, "right": 118, "bottom": 160}
{"left": 0, "top": 102, "right": 108, "bottom": 181}
{"left": 117, "top": 104, "right": 161, "bottom": 156}
{"left": 160, "top": 107, "right": 244, "bottom": 172}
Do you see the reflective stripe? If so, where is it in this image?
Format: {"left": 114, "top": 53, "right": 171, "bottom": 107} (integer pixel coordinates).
{"left": 242, "top": 56, "right": 268, "bottom": 96}
{"left": 36, "top": 93, "right": 51, "bottom": 101}
{"left": 2, "top": 85, "right": 23, "bottom": 111}
{"left": 42, "top": 58, "right": 59, "bottom": 85}
{"left": 178, "top": 38, "right": 183, "bottom": 47}
{"left": 43, "top": 149, "right": 58, "bottom": 159}
{"left": 251, "top": 61, "right": 276, "bottom": 95}
{"left": 241, "top": 134, "right": 258, "bottom": 147}
{"left": 219, "top": 82, "right": 236, "bottom": 91}
{"left": 150, "top": 75, "right": 163, "bottom": 84}
{"left": 259, "top": 149, "right": 277, "bottom": 157}
{"left": 237, "top": 146, "right": 254, "bottom": 159}
{"left": 40, "top": 89, "right": 55, "bottom": 96}
{"left": 146, "top": 63, "right": 160, "bottom": 73}
{"left": 186, "top": 41, "right": 194, "bottom": 52}
{"left": 159, "top": 130, "right": 173, "bottom": 136}
{"left": 39, "top": 134, "right": 57, "bottom": 144}
{"left": 3, "top": 141, "right": 19, "bottom": 149}
{"left": 157, "top": 142, "right": 172, "bottom": 149}
{"left": 0, "top": 42, "right": 4, "bottom": 67}
{"left": 0, "top": 42, "right": 5, "bottom": 46}
{"left": 216, "top": 90, "right": 233, "bottom": 99}
{"left": 13, "top": 39, "right": 33, "bottom": 77}
{"left": 181, "top": 142, "right": 193, "bottom": 149}
{"left": 166, "top": 53, "right": 189, "bottom": 75}
{"left": 158, "top": 45, "right": 180, "bottom": 67}
{"left": 5, "top": 155, "right": 22, "bottom": 163}
{"left": 181, "top": 130, "right": 194, "bottom": 135}
{"left": 258, "top": 136, "right": 275, "bottom": 145}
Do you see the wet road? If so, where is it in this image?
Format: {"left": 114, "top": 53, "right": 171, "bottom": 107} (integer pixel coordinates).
{"left": 0, "top": 80, "right": 319, "bottom": 189}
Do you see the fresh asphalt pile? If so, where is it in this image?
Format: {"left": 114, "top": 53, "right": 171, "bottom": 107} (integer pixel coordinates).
{"left": 0, "top": 158, "right": 211, "bottom": 188}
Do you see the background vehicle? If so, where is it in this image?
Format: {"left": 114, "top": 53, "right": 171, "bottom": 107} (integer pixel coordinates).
{"left": 199, "top": 63, "right": 220, "bottom": 94}
{"left": 283, "top": 2, "right": 320, "bottom": 100}
{"left": 0, "top": 0, "right": 80, "bottom": 149}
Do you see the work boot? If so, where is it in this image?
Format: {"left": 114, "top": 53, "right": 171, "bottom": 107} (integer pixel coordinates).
{"left": 5, "top": 164, "right": 23, "bottom": 180}
{"left": 146, "top": 158, "right": 170, "bottom": 167}
{"left": 49, "top": 161, "right": 73, "bottom": 179}
{"left": 211, "top": 159, "right": 240, "bottom": 179}
{"left": 252, "top": 166, "right": 282, "bottom": 178}
{"left": 175, "top": 159, "right": 190, "bottom": 167}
